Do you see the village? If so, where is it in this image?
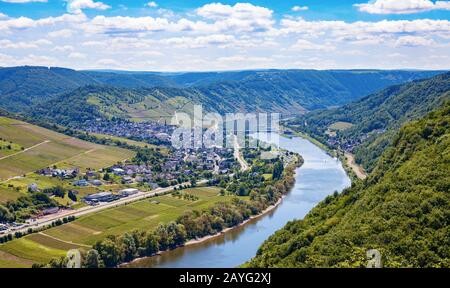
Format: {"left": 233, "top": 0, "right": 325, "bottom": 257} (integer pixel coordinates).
{"left": 82, "top": 118, "right": 175, "bottom": 145}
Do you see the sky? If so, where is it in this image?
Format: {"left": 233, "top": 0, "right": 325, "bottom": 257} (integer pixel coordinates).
{"left": 0, "top": 0, "right": 449, "bottom": 71}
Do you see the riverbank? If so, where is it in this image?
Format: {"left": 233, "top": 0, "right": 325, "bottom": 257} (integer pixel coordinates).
{"left": 186, "top": 195, "right": 285, "bottom": 246}
{"left": 121, "top": 155, "right": 303, "bottom": 268}
{"left": 120, "top": 133, "right": 350, "bottom": 268}
{"left": 282, "top": 128, "right": 367, "bottom": 181}
{"left": 122, "top": 195, "right": 286, "bottom": 267}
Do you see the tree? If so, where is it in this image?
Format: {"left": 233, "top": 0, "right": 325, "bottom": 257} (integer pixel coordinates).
{"left": 83, "top": 249, "right": 103, "bottom": 268}
{"left": 103, "top": 173, "right": 111, "bottom": 181}
{"left": 272, "top": 161, "right": 284, "bottom": 180}
{"left": 120, "top": 233, "right": 137, "bottom": 262}
{"left": 144, "top": 233, "right": 159, "bottom": 256}
{"left": 0, "top": 204, "right": 14, "bottom": 222}
{"left": 94, "top": 238, "right": 121, "bottom": 267}
{"left": 68, "top": 190, "right": 77, "bottom": 202}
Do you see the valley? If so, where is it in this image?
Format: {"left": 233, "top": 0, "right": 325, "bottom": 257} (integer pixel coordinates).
{"left": 0, "top": 66, "right": 448, "bottom": 269}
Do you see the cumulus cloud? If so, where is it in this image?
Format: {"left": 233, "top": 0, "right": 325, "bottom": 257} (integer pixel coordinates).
{"left": 146, "top": 1, "right": 157, "bottom": 8}
{"left": 68, "top": 52, "right": 87, "bottom": 59}
{"left": 52, "top": 45, "right": 75, "bottom": 52}
{"left": 66, "top": 0, "right": 111, "bottom": 14}
{"left": 292, "top": 6, "right": 309, "bottom": 12}
{"left": 48, "top": 29, "right": 75, "bottom": 38}
{"left": 0, "top": 39, "right": 51, "bottom": 49}
{"left": 355, "top": 0, "right": 450, "bottom": 14}
{"left": 290, "top": 39, "right": 335, "bottom": 51}
{"left": 0, "top": 2, "right": 449, "bottom": 70}
{"left": 196, "top": 2, "right": 274, "bottom": 32}
{"left": 395, "top": 35, "right": 436, "bottom": 46}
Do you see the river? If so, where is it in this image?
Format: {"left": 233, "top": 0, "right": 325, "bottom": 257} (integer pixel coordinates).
{"left": 126, "top": 133, "right": 351, "bottom": 268}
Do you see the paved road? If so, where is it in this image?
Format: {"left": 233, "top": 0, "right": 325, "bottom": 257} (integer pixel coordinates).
{"left": 233, "top": 135, "right": 249, "bottom": 171}
{"left": 5, "top": 180, "right": 207, "bottom": 235}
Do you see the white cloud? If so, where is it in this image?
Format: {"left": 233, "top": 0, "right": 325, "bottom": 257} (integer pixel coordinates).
{"left": 395, "top": 35, "right": 436, "bottom": 46}
{"left": 48, "top": 29, "right": 75, "bottom": 38}
{"left": 355, "top": 0, "right": 450, "bottom": 14}
{"left": 95, "top": 58, "right": 121, "bottom": 66}
{"left": 0, "top": 2, "right": 449, "bottom": 70}
{"left": 196, "top": 2, "right": 274, "bottom": 32}
{"left": 290, "top": 39, "right": 335, "bottom": 51}
{"left": 0, "top": 53, "right": 57, "bottom": 66}
{"left": 68, "top": 52, "right": 87, "bottom": 59}
{"left": 66, "top": 0, "right": 111, "bottom": 14}
{"left": 0, "top": 39, "right": 51, "bottom": 49}
{"left": 0, "top": 40, "right": 36, "bottom": 49}
{"left": 163, "top": 34, "right": 236, "bottom": 48}
{"left": 292, "top": 6, "right": 309, "bottom": 12}
{"left": 52, "top": 45, "right": 75, "bottom": 52}
{"left": 146, "top": 1, "right": 158, "bottom": 8}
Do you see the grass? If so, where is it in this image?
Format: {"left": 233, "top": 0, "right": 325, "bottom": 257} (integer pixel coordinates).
{"left": 0, "top": 237, "right": 67, "bottom": 264}
{"left": 0, "top": 139, "right": 22, "bottom": 157}
{"left": 0, "top": 116, "right": 136, "bottom": 203}
{"left": 0, "top": 116, "right": 135, "bottom": 181}
{"left": 0, "top": 187, "right": 236, "bottom": 267}
{"left": 328, "top": 121, "right": 353, "bottom": 131}
{"left": 90, "top": 132, "right": 163, "bottom": 151}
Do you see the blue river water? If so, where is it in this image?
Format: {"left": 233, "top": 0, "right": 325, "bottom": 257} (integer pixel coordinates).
{"left": 127, "top": 133, "right": 351, "bottom": 268}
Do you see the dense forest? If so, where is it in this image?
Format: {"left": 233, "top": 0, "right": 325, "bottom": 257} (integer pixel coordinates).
{"left": 289, "top": 72, "right": 450, "bottom": 172}
{"left": 247, "top": 102, "right": 450, "bottom": 268}
{"left": 0, "top": 66, "right": 440, "bottom": 117}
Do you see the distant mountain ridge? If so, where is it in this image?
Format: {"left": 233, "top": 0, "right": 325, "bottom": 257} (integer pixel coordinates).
{"left": 289, "top": 72, "right": 450, "bottom": 172}
{"left": 0, "top": 66, "right": 443, "bottom": 117}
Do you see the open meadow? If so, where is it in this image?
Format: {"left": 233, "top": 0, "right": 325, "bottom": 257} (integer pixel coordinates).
{"left": 0, "top": 187, "right": 239, "bottom": 267}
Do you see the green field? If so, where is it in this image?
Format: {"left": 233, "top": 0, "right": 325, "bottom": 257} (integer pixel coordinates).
{"left": 89, "top": 132, "right": 166, "bottom": 152}
{"left": 0, "top": 117, "right": 135, "bottom": 180}
{"left": 328, "top": 121, "right": 354, "bottom": 131}
{"left": 0, "top": 187, "right": 238, "bottom": 267}
{"left": 0, "top": 116, "right": 135, "bottom": 202}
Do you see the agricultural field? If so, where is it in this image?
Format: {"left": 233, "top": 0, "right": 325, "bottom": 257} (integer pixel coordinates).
{"left": 328, "top": 121, "right": 354, "bottom": 131}
{"left": 90, "top": 132, "right": 158, "bottom": 149}
{"left": 0, "top": 116, "right": 135, "bottom": 202}
{"left": 0, "top": 116, "right": 135, "bottom": 180}
{"left": 0, "top": 186, "right": 237, "bottom": 267}
{"left": 0, "top": 139, "right": 22, "bottom": 158}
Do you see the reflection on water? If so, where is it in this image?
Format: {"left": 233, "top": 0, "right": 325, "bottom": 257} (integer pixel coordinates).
{"left": 126, "top": 133, "right": 351, "bottom": 268}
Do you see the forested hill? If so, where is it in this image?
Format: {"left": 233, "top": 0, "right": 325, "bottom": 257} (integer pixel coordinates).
{"left": 289, "top": 72, "right": 450, "bottom": 172}
{"left": 0, "top": 66, "right": 176, "bottom": 112}
{"left": 247, "top": 102, "right": 450, "bottom": 268}
{"left": 0, "top": 66, "right": 441, "bottom": 115}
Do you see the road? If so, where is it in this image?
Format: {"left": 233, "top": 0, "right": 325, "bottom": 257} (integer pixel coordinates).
{"left": 233, "top": 135, "right": 249, "bottom": 172}
{"left": 0, "top": 140, "right": 51, "bottom": 161}
{"left": 5, "top": 179, "right": 207, "bottom": 235}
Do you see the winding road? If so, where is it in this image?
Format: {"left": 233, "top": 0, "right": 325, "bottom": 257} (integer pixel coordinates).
{"left": 233, "top": 135, "right": 249, "bottom": 171}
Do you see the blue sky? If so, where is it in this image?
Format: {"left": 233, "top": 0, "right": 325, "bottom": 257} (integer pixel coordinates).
{"left": 0, "top": 0, "right": 449, "bottom": 70}
{"left": 1, "top": 0, "right": 450, "bottom": 20}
